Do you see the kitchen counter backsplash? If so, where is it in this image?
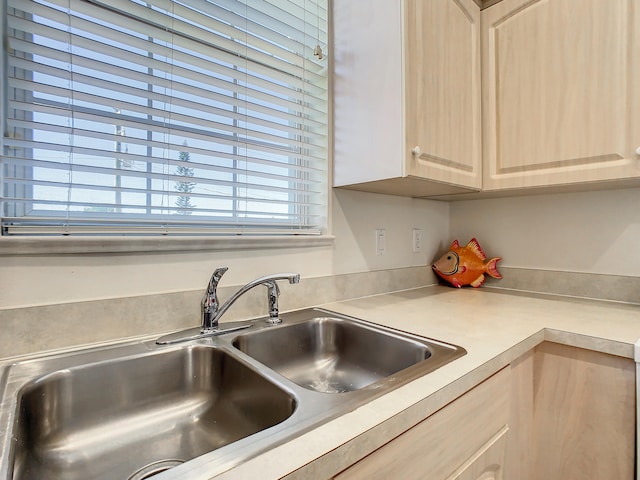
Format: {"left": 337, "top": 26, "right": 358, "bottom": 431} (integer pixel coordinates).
{"left": 485, "top": 267, "right": 640, "bottom": 305}
{"left": 1, "top": 266, "right": 638, "bottom": 360}
{"left": 0, "top": 266, "right": 432, "bottom": 359}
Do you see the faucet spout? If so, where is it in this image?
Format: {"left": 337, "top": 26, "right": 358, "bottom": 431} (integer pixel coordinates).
{"left": 201, "top": 266, "right": 229, "bottom": 332}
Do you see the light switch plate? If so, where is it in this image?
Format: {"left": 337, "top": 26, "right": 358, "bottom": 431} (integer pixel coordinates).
{"left": 375, "top": 229, "right": 386, "bottom": 256}
{"left": 412, "top": 228, "right": 423, "bottom": 253}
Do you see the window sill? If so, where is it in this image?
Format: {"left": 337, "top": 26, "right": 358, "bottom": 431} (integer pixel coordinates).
{"left": 0, "top": 235, "right": 335, "bottom": 255}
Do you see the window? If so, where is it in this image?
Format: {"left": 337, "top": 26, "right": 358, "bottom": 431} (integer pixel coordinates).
{"left": 1, "top": 0, "right": 328, "bottom": 237}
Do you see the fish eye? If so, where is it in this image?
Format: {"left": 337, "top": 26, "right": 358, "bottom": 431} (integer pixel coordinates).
{"left": 447, "top": 255, "right": 452, "bottom": 260}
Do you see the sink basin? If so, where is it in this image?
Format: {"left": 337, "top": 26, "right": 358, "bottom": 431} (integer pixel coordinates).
{"left": 233, "top": 312, "right": 465, "bottom": 393}
{"left": 10, "top": 346, "right": 294, "bottom": 480}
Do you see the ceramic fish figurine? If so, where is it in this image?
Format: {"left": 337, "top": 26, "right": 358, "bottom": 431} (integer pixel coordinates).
{"left": 432, "top": 238, "right": 502, "bottom": 288}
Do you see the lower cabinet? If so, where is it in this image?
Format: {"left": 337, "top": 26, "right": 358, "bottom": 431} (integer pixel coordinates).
{"left": 334, "top": 343, "right": 635, "bottom": 480}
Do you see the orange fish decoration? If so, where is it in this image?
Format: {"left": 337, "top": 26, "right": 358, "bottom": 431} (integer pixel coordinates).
{"left": 432, "top": 238, "right": 502, "bottom": 288}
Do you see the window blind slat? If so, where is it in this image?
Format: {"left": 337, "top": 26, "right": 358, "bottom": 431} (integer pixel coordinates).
{"left": 4, "top": 223, "right": 324, "bottom": 236}
{"left": 89, "top": 0, "right": 328, "bottom": 60}
{"left": 3, "top": 154, "right": 325, "bottom": 196}
{"left": 5, "top": 132, "right": 326, "bottom": 181}
{"left": 7, "top": 55, "right": 327, "bottom": 130}
{"left": 6, "top": 108, "right": 328, "bottom": 164}
{"left": 7, "top": 23, "right": 329, "bottom": 104}
{"left": 5, "top": 129, "right": 326, "bottom": 177}
{"left": 5, "top": 190, "right": 324, "bottom": 212}
{"left": 23, "top": 0, "right": 328, "bottom": 79}
{"left": 9, "top": 93, "right": 327, "bottom": 154}
{"left": 9, "top": 76, "right": 328, "bottom": 140}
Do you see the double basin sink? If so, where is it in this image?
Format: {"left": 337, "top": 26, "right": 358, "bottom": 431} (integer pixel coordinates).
{"left": 0, "top": 308, "right": 466, "bottom": 479}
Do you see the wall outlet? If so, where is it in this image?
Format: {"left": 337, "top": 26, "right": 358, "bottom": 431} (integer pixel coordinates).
{"left": 412, "top": 228, "right": 423, "bottom": 253}
{"left": 375, "top": 229, "right": 386, "bottom": 256}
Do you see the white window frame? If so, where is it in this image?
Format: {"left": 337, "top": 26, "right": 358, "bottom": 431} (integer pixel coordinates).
{"left": 0, "top": 0, "right": 332, "bottom": 254}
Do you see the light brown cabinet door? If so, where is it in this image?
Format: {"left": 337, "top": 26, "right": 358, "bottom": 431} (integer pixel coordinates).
{"left": 531, "top": 342, "right": 635, "bottom": 479}
{"left": 482, "top": 0, "right": 640, "bottom": 190}
{"left": 405, "top": 0, "right": 482, "bottom": 190}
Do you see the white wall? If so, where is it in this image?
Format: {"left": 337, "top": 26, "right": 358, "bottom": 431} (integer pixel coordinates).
{"left": 449, "top": 188, "right": 640, "bottom": 277}
{"left": 5, "top": 186, "right": 637, "bottom": 310}
{"left": 0, "top": 189, "right": 449, "bottom": 309}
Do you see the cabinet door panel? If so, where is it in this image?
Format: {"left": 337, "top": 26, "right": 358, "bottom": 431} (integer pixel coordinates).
{"left": 405, "top": 0, "right": 482, "bottom": 189}
{"left": 532, "top": 342, "right": 635, "bottom": 479}
{"left": 482, "top": 0, "right": 640, "bottom": 189}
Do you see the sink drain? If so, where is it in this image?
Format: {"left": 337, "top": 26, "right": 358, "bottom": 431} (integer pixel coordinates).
{"left": 127, "top": 460, "right": 184, "bottom": 480}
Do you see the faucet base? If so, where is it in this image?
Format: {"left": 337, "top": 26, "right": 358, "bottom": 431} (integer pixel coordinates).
{"left": 156, "top": 322, "right": 253, "bottom": 345}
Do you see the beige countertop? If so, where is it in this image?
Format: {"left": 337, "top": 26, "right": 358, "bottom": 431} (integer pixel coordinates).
{"left": 209, "top": 285, "right": 640, "bottom": 480}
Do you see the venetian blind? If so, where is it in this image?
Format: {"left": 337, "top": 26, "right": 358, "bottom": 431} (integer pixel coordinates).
{"left": 1, "top": 0, "right": 328, "bottom": 236}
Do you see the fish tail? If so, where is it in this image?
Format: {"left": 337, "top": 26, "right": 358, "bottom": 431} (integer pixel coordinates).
{"left": 486, "top": 257, "right": 502, "bottom": 279}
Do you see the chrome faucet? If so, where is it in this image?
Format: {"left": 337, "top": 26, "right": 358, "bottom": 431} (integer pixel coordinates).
{"left": 202, "top": 267, "right": 300, "bottom": 332}
{"left": 157, "top": 267, "right": 301, "bottom": 345}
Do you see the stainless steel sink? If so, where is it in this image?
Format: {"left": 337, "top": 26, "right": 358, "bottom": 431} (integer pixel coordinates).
{"left": 0, "top": 308, "right": 466, "bottom": 479}
{"left": 10, "top": 346, "right": 294, "bottom": 480}
{"left": 233, "top": 313, "right": 463, "bottom": 393}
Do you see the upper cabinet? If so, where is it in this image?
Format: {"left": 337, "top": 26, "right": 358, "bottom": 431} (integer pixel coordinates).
{"left": 481, "top": 0, "right": 640, "bottom": 191}
{"left": 333, "top": 0, "right": 482, "bottom": 197}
